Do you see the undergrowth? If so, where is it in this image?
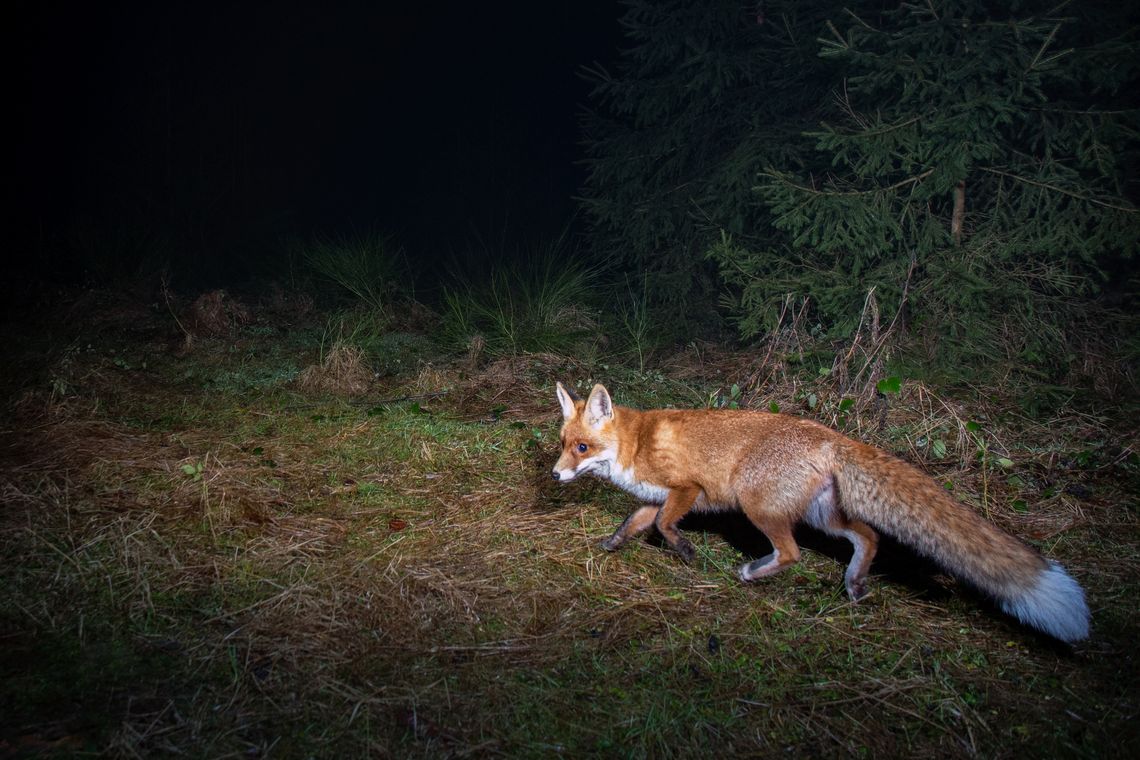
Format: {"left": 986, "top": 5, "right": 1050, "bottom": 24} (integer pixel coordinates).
{"left": 0, "top": 291, "right": 1137, "bottom": 757}
{"left": 295, "top": 231, "right": 410, "bottom": 312}
{"left": 441, "top": 241, "right": 599, "bottom": 359}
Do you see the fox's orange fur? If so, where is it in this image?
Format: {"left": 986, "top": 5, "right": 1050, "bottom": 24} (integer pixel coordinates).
{"left": 552, "top": 382, "right": 1089, "bottom": 643}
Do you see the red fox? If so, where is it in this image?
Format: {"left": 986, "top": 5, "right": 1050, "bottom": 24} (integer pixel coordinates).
{"left": 552, "top": 382, "right": 1090, "bottom": 643}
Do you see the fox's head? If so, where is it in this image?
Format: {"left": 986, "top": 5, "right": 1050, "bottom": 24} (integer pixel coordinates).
{"left": 552, "top": 382, "right": 619, "bottom": 482}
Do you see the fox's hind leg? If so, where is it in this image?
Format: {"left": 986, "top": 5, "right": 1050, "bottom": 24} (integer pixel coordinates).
{"left": 737, "top": 518, "right": 801, "bottom": 581}
{"left": 600, "top": 505, "right": 659, "bottom": 552}
{"left": 834, "top": 519, "right": 878, "bottom": 600}
{"left": 801, "top": 474, "right": 879, "bottom": 600}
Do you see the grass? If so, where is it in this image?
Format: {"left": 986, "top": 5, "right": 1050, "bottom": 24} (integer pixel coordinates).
{"left": 296, "top": 231, "right": 409, "bottom": 313}
{"left": 0, "top": 288, "right": 1137, "bottom": 757}
{"left": 441, "top": 243, "right": 599, "bottom": 358}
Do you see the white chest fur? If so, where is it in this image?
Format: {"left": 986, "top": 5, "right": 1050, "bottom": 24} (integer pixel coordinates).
{"left": 605, "top": 461, "right": 671, "bottom": 504}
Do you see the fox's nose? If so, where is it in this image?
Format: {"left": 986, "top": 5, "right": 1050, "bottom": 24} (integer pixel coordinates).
{"left": 551, "top": 470, "right": 561, "bottom": 481}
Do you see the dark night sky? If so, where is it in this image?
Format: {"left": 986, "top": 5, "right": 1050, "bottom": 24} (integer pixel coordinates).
{"left": 13, "top": 2, "right": 624, "bottom": 280}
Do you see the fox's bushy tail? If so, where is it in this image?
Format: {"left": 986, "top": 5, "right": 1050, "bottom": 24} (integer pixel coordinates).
{"left": 834, "top": 440, "right": 1090, "bottom": 643}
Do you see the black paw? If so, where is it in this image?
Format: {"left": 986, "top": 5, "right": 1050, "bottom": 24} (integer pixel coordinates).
{"left": 600, "top": 535, "right": 623, "bottom": 552}
{"left": 674, "top": 538, "right": 696, "bottom": 563}
{"left": 846, "top": 578, "right": 869, "bottom": 601}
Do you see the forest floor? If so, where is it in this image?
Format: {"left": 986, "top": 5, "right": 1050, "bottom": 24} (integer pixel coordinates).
{"left": 1, "top": 288, "right": 1137, "bottom": 757}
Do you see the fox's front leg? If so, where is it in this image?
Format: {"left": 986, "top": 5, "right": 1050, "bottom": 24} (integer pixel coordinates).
{"left": 655, "top": 485, "right": 701, "bottom": 563}
{"left": 600, "top": 505, "right": 660, "bottom": 552}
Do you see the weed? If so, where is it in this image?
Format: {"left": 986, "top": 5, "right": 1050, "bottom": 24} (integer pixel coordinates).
{"left": 441, "top": 243, "right": 598, "bottom": 357}
{"left": 299, "top": 231, "right": 408, "bottom": 312}
{"left": 614, "top": 274, "right": 656, "bottom": 371}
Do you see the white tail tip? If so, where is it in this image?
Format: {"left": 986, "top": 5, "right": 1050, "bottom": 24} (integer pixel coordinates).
{"left": 1000, "top": 561, "right": 1090, "bottom": 643}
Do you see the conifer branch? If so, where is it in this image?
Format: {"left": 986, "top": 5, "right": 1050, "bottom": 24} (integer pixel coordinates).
{"left": 1026, "top": 23, "right": 1071, "bottom": 72}
{"left": 766, "top": 168, "right": 935, "bottom": 198}
{"left": 980, "top": 168, "right": 1138, "bottom": 213}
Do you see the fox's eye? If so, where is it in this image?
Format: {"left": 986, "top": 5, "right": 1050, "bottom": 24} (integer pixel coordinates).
{"left": 577, "top": 442, "right": 588, "bottom": 453}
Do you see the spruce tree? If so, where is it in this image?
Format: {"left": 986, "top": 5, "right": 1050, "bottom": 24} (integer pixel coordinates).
{"left": 580, "top": 0, "right": 841, "bottom": 333}
{"left": 710, "top": 1, "right": 1139, "bottom": 377}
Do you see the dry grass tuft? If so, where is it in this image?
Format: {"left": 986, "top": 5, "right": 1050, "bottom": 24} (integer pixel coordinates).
{"left": 448, "top": 353, "right": 586, "bottom": 422}
{"left": 1066, "top": 315, "right": 1138, "bottom": 400}
{"left": 407, "top": 364, "right": 456, "bottom": 397}
{"left": 188, "top": 289, "right": 251, "bottom": 336}
{"left": 298, "top": 342, "right": 374, "bottom": 396}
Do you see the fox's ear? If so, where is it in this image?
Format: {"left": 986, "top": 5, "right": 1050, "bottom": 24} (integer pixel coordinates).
{"left": 585, "top": 384, "right": 613, "bottom": 428}
{"left": 555, "top": 382, "right": 578, "bottom": 421}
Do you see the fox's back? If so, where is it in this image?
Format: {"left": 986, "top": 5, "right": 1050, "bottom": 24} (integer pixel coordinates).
{"left": 622, "top": 407, "right": 844, "bottom": 506}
